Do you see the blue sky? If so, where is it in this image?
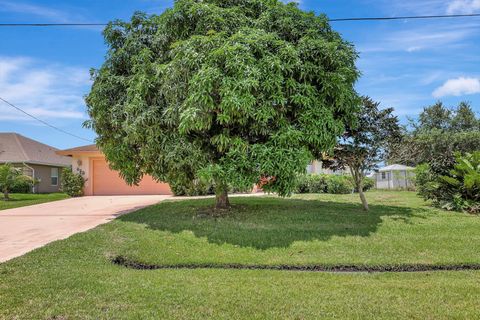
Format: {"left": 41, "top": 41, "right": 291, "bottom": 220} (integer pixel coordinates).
{"left": 0, "top": 0, "right": 479, "bottom": 149}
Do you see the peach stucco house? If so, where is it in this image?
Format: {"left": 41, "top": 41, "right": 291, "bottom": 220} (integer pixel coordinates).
{"left": 57, "top": 145, "right": 172, "bottom": 196}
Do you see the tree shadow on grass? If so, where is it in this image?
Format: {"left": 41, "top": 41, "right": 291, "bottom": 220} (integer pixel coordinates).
{"left": 118, "top": 197, "right": 427, "bottom": 250}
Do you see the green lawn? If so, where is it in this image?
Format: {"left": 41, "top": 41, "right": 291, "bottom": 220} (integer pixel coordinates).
{"left": 0, "top": 193, "right": 69, "bottom": 211}
{"left": 1, "top": 191, "right": 479, "bottom": 319}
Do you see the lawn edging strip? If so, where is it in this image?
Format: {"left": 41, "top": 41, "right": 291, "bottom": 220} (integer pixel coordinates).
{"left": 112, "top": 256, "right": 480, "bottom": 273}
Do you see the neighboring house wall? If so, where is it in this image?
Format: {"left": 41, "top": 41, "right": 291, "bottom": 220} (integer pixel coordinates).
{"left": 307, "top": 160, "right": 349, "bottom": 175}
{"left": 7, "top": 163, "right": 64, "bottom": 193}
{"left": 30, "top": 164, "right": 64, "bottom": 193}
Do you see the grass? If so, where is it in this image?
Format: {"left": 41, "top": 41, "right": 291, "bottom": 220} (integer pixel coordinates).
{"left": 0, "top": 193, "right": 69, "bottom": 211}
{"left": 1, "top": 191, "right": 479, "bottom": 319}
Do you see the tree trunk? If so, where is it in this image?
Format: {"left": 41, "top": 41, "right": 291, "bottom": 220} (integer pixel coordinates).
{"left": 215, "top": 185, "right": 230, "bottom": 210}
{"left": 350, "top": 167, "right": 369, "bottom": 211}
{"left": 3, "top": 188, "right": 9, "bottom": 201}
{"left": 358, "top": 187, "right": 369, "bottom": 211}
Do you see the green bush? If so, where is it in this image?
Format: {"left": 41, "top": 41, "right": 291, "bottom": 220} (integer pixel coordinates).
{"left": 169, "top": 179, "right": 214, "bottom": 196}
{"left": 296, "top": 174, "right": 353, "bottom": 194}
{"left": 296, "top": 174, "right": 328, "bottom": 194}
{"left": 325, "top": 175, "right": 353, "bottom": 194}
{"left": 347, "top": 176, "right": 375, "bottom": 192}
{"left": 61, "top": 169, "right": 85, "bottom": 197}
{"left": 415, "top": 152, "right": 480, "bottom": 213}
{"left": 363, "top": 177, "right": 375, "bottom": 191}
{"left": 10, "top": 175, "right": 34, "bottom": 193}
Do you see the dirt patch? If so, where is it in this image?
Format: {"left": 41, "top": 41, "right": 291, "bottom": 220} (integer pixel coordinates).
{"left": 112, "top": 256, "right": 480, "bottom": 273}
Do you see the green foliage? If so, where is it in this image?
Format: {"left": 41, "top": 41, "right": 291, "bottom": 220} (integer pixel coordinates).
{"left": 415, "top": 152, "right": 480, "bottom": 213}
{"left": 61, "top": 169, "right": 85, "bottom": 197}
{"left": 296, "top": 174, "right": 328, "bottom": 193}
{"left": 169, "top": 179, "right": 214, "bottom": 196}
{"left": 85, "top": 0, "right": 359, "bottom": 206}
{"left": 390, "top": 101, "right": 480, "bottom": 174}
{"left": 348, "top": 176, "right": 374, "bottom": 192}
{"left": 0, "top": 164, "right": 24, "bottom": 200}
{"left": 326, "top": 175, "right": 353, "bottom": 194}
{"left": 322, "top": 97, "right": 401, "bottom": 210}
{"left": 296, "top": 174, "right": 353, "bottom": 194}
{"left": 10, "top": 175, "right": 34, "bottom": 193}
{"left": 414, "top": 164, "right": 438, "bottom": 200}
{"left": 414, "top": 101, "right": 479, "bottom": 133}
{"left": 396, "top": 130, "right": 480, "bottom": 175}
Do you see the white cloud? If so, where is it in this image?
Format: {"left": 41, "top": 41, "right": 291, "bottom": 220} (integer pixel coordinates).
{"left": 447, "top": 0, "right": 480, "bottom": 14}
{"left": 432, "top": 77, "right": 480, "bottom": 97}
{"left": 0, "top": 0, "right": 69, "bottom": 21}
{"left": 0, "top": 56, "right": 91, "bottom": 121}
{"left": 0, "top": 0, "right": 93, "bottom": 25}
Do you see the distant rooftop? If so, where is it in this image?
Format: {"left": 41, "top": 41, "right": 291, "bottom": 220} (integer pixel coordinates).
{"left": 57, "top": 144, "right": 100, "bottom": 156}
{"left": 0, "top": 132, "right": 71, "bottom": 167}
{"left": 379, "top": 164, "right": 415, "bottom": 172}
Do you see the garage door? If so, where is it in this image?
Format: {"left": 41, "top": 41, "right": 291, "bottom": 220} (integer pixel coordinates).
{"left": 92, "top": 159, "right": 172, "bottom": 195}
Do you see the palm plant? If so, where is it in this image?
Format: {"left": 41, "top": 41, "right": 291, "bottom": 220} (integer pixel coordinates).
{"left": 0, "top": 163, "right": 22, "bottom": 200}
{"left": 439, "top": 152, "right": 480, "bottom": 213}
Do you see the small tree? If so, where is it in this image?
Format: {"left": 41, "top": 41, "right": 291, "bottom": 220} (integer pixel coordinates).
{"left": 0, "top": 164, "right": 22, "bottom": 200}
{"left": 85, "top": 0, "right": 360, "bottom": 210}
{"left": 323, "top": 97, "right": 401, "bottom": 211}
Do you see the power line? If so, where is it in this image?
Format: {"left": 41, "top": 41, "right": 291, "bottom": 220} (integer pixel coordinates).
{"left": 0, "top": 13, "right": 479, "bottom": 27}
{"left": 329, "top": 13, "right": 480, "bottom": 21}
{"left": 0, "top": 96, "right": 94, "bottom": 143}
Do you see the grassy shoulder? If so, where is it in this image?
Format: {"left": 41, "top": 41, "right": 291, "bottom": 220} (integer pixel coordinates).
{"left": 1, "top": 191, "right": 479, "bottom": 319}
{"left": 0, "top": 193, "right": 69, "bottom": 211}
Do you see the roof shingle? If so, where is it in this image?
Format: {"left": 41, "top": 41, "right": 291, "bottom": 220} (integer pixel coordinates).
{"left": 0, "top": 133, "right": 71, "bottom": 167}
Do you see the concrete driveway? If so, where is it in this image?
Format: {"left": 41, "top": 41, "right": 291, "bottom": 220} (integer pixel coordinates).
{"left": 0, "top": 195, "right": 171, "bottom": 263}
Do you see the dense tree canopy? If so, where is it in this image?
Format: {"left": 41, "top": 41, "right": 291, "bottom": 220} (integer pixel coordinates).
{"left": 390, "top": 101, "right": 480, "bottom": 174}
{"left": 412, "top": 101, "right": 479, "bottom": 133}
{"left": 322, "top": 97, "right": 401, "bottom": 210}
{"left": 85, "top": 0, "right": 360, "bottom": 209}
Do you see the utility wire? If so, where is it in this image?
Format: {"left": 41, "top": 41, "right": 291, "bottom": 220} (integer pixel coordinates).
{"left": 329, "top": 13, "right": 480, "bottom": 21}
{"left": 0, "top": 96, "right": 94, "bottom": 143}
{"left": 0, "top": 13, "right": 479, "bottom": 26}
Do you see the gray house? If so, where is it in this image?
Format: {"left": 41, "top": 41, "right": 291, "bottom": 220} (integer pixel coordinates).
{"left": 374, "top": 164, "right": 415, "bottom": 190}
{"left": 0, "top": 133, "right": 71, "bottom": 193}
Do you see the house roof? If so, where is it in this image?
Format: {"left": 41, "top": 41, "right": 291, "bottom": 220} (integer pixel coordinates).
{"left": 379, "top": 164, "right": 415, "bottom": 172}
{"left": 57, "top": 144, "right": 101, "bottom": 156}
{"left": 0, "top": 132, "right": 71, "bottom": 167}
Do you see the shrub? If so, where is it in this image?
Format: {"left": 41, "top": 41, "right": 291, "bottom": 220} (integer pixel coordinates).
{"left": 415, "top": 152, "right": 480, "bottom": 213}
{"left": 61, "top": 169, "right": 85, "bottom": 197}
{"left": 296, "top": 174, "right": 328, "bottom": 194}
{"left": 325, "top": 175, "right": 353, "bottom": 194}
{"left": 10, "top": 175, "right": 34, "bottom": 193}
{"left": 363, "top": 177, "right": 375, "bottom": 191}
{"left": 0, "top": 164, "right": 26, "bottom": 199}
{"left": 296, "top": 174, "right": 353, "bottom": 194}
{"left": 347, "top": 176, "right": 375, "bottom": 192}
{"left": 169, "top": 179, "right": 214, "bottom": 196}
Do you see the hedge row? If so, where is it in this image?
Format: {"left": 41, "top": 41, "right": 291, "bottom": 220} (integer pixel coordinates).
{"left": 296, "top": 174, "right": 374, "bottom": 194}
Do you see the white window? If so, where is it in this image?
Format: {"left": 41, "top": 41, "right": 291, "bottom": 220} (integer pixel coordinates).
{"left": 51, "top": 168, "right": 59, "bottom": 186}
{"left": 381, "top": 172, "right": 386, "bottom": 180}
